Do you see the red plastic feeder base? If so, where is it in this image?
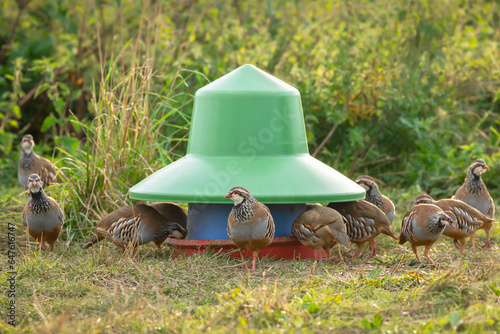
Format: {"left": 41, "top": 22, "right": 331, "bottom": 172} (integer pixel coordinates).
{"left": 164, "top": 236, "right": 327, "bottom": 260}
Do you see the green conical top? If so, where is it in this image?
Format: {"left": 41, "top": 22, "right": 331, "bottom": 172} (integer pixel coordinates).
{"left": 196, "top": 64, "right": 298, "bottom": 94}
{"left": 130, "top": 64, "right": 364, "bottom": 203}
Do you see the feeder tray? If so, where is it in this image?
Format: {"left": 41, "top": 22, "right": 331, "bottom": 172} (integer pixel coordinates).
{"left": 130, "top": 64, "right": 365, "bottom": 259}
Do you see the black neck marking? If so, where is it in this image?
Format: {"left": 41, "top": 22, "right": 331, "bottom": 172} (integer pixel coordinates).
{"left": 21, "top": 151, "right": 35, "bottom": 171}
{"left": 28, "top": 190, "right": 51, "bottom": 214}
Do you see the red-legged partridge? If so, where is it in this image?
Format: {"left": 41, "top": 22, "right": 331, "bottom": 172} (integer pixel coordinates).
{"left": 355, "top": 175, "right": 395, "bottom": 223}
{"left": 413, "top": 194, "right": 494, "bottom": 252}
{"left": 452, "top": 159, "right": 495, "bottom": 247}
{"left": 292, "top": 205, "right": 350, "bottom": 260}
{"left": 18, "top": 134, "right": 63, "bottom": 190}
{"left": 328, "top": 200, "right": 398, "bottom": 258}
{"left": 149, "top": 202, "right": 188, "bottom": 230}
{"left": 399, "top": 204, "right": 455, "bottom": 264}
{"left": 226, "top": 187, "right": 275, "bottom": 271}
{"left": 82, "top": 204, "right": 187, "bottom": 252}
{"left": 22, "top": 174, "right": 64, "bottom": 255}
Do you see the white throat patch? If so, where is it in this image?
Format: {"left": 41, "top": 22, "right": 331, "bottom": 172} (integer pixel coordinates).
{"left": 232, "top": 194, "right": 245, "bottom": 205}
{"left": 22, "top": 142, "right": 34, "bottom": 154}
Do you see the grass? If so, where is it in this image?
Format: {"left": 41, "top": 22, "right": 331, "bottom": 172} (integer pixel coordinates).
{"left": 1, "top": 187, "right": 499, "bottom": 333}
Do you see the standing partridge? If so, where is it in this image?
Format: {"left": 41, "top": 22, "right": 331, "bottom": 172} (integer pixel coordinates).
{"left": 399, "top": 204, "right": 454, "bottom": 264}
{"left": 292, "top": 205, "right": 350, "bottom": 260}
{"left": 413, "top": 194, "right": 494, "bottom": 252}
{"left": 355, "top": 175, "right": 395, "bottom": 223}
{"left": 452, "top": 159, "right": 495, "bottom": 247}
{"left": 328, "top": 200, "right": 398, "bottom": 258}
{"left": 18, "top": 134, "right": 63, "bottom": 189}
{"left": 22, "top": 174, "right": 64, "bottom": 255}
{"left": 225, "top": 187, "right": 275, "bottom": 271}
{"left": 82, "top": 204, "right": 187, "bottom": 252}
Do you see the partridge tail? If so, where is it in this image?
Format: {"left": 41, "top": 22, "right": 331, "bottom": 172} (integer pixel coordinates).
{"left": 381, "top": 225, "right": 399, "bottom": 241}
{"left": 485, "top": 217, "right": 496, "bottom": 224}
{"left": 325, "top": 226, "right": 350, "bottom": 249}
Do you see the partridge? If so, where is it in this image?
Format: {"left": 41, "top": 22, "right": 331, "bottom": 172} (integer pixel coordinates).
{"left": 82, "top": 204, "right": 187, "bottom": 252}
{"left": 149, "top": 202, "right": 188, "bottom": 230}
{"left": 18, "top": 134, "right": 63, "bottom": 189}
{"left": 306, "top": 203, "right": 324, "bottom": 211}
{"left": 328, "top": 200, "right": 398, "bottom": 258}
{"left": 292, "top": 205, "right": 350, "bottom": 260}
{"left": 356, "top": 175, "right": 395, "bottom": 223}
{"left": 452, "top": 159, "right": 495, "bottom": 247}
{"left": 21, "top": 174, "right": 64, "bottom": 255}
{"left": 226, "top": 187, "right": 275, "bottom": 271}
{"left": 399, "top": 204, "right": 454, "bottom": 264}
{"left": 413, "top": 194, "right": 494, "bottom": 252}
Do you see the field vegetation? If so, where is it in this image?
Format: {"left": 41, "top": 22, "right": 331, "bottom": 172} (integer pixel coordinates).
{"left": 1, "top": 0, "right": 499, "bottom": 332}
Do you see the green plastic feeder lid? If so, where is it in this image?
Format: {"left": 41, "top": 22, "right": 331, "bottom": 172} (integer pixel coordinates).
{"left": 130, "top": 64, "right": 365, "bottom": 203}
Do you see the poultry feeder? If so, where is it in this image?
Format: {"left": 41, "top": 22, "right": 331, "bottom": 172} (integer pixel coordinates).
{"left": 130, "top": 64, "right": 365, "bottom": 259}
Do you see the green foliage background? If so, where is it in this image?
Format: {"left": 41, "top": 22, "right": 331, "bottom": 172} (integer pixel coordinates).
{"left": 1, "top": 0, "right": 499, "bottom": 206}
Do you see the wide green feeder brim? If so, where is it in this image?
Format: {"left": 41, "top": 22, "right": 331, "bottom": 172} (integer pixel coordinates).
{"left": 129, "top": 153, "right": 365, "bottom": 204}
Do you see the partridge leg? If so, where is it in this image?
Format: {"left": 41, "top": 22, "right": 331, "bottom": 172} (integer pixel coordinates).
{"left": 369, "top": 239, "right": 377, "bottom": 257}
{"left": 424, "top": 245, "right": 435, "bottom": 264}
{"left": 481, "top": 225, "right": 492, "bottom": 248}
{"left": 353, "top": 244, "right": 364, "bottom": 258}
{"left": 459, "top": 239, "right": 467, "bottom": 254}
{"left": 239, "top": 250, "right": 250, "bottom": 269}
{"left": 453, "top": 239, "right": 460, "bottom": 250}
{"left": 470, "top": 234, "right": 477, "bottom": 249}
{"left": 38, "top": 232, "right": 46, "bottom": 251}
{"left": 411, "top": 245, "right": 421, "bottom": 263}
{"left": 251, "top": 250, "right": 259, "bottom": 271}
{"left": 36, "top": 235, "right": 46, "bottom": 251}
{"left": 48, "top": 242, "right": 55, "bottom": 256}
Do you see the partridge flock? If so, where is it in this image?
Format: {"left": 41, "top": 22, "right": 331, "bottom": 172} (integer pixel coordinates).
{"left": 16, "top": 136, "right": 496, "bottom": 268}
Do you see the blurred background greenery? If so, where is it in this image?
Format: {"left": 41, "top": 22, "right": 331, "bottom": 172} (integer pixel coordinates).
{"left": 1, "top": 0, "right": 499, "bottom": 233}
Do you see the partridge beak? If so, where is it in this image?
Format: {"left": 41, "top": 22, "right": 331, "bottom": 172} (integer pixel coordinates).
{"left": 484, "top": 164, "right": 489, "bottom": 170}
{"left": 224, "top": 193, "right": 231, "bottom": 199}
